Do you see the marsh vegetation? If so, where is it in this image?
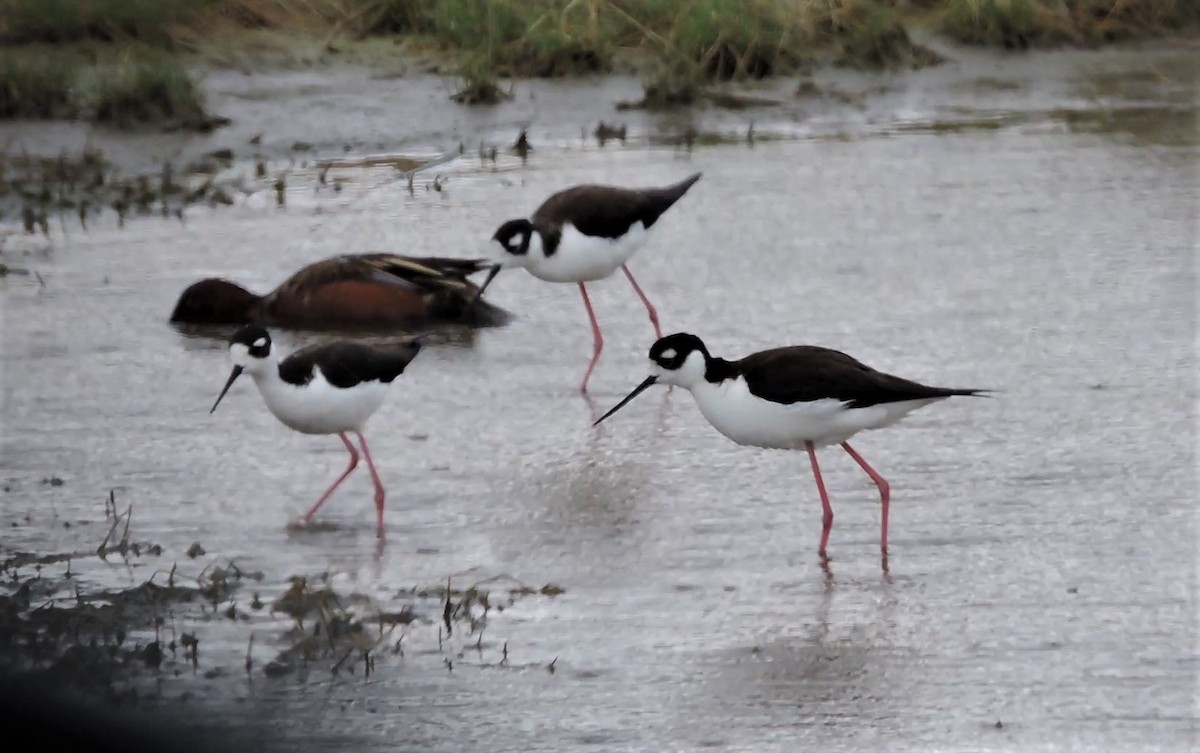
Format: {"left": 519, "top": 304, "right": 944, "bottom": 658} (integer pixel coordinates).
{"left": 0, "top": 0, "right": 1194, "bottom": 120}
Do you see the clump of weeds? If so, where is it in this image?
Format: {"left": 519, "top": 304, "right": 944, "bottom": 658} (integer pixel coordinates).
{"left": 0, "top": 1, "right": 227, "bottom": 130}
{"left": 259, "top": 570, "right": 566, "bottom": 678}
{"left": 0, "top": 140, "right": 287, "bottom": 235}
{"left": 0, "top": 52, "right": 80, "bottom": 119}
{"left": 0, "top": 0, "right": 195, "bottom": 47}
{"left": 937, "top": 0, "right": 1074, "bottom": 47}
{"left": 626, "top": 62, "right": 703, "bottom": 110}
{"left": 449, "top": 53, "right": 512, "bottom": 105}
{"left": 0, "top": 490, "right": 247, "bottom": 697}
{"left": 936, "top": 0, "right": 1198, "bottom": 48}
{"left": 263, "top": 573, "right": 389, "bottom": 678}
{"left": 84, "top": 50, "right": 215, "bottom": 129}
{"left": 0, "top": 46, "right": 223, "bottom": 131}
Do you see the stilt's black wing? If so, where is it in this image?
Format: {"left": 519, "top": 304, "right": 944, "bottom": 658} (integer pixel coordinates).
{"left": 532, "top": 173, "right": 702, "bottom": 251}
{"left": 278, "top": 340, "right": 423, "bottom": 388}
{"left": 734, "top": 346, "right": 983, "bottom": 408}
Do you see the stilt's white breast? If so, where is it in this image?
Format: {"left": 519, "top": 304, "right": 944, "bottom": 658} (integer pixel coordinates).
{"left": 688, "top": 377, "right": 943, "bottom": 449}
{"left": 253, "top": 369, "right": 389, "bottom": 435}
{"left": 526, "top": 222, "right": 648, "bottom": 283}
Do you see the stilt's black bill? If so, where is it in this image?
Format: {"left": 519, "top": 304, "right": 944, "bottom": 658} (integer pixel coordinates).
{"left": 592, "top": 376, "right": 658, "bottom": 427}
{"left": 210, "top": 365, "right": 244, "bottom": 414}
{"left": 471, "top": 264, "right": 502, "bottom": 305}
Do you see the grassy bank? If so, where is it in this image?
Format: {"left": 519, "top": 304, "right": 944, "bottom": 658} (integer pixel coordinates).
{"left": 937, "top": 0, "right": 1198, "bottom": 47}
{"left": 0, "top": 0, "right": 231, "bottom": 127}
{"left": 0, "top": 48, "right": 220, "bottom": 127}
{"left": 0, "top": 0, "right": 1196, "bottom": 121}
{"left": 1, "top": 48, "right": 216, "bottom": 125}
{"left": 5, "top": 1, "right": 1193, "bottom": 58}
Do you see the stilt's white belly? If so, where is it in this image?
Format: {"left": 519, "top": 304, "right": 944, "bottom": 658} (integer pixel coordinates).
{"left": 527, "top": 223, "right": 648, "bottom": 283}
{"left": 690, "top": 379, "right": 942, "bottom": 449}
{"left": 256, "top": 373, "right": 388, "bottom": 435}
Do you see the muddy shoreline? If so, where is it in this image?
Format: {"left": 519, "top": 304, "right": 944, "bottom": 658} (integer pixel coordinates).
{"left": 4, "top": 40, "right": 1196, "bottom": 167}
{"left": 1, "top": 40, "right": 1194, "bottom": 249}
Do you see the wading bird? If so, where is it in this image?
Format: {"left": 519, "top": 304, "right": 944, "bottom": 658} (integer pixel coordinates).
{"left": 594, "top": 332, "right": 987, "bottom": 560}
{"left": 474, "top": 174, "right": 702, "bottom": 391}
{"left": 210, "top": 325, "right": 424, "bottom": 532}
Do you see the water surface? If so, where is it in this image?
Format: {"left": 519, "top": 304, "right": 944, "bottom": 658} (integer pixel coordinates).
{"left": 0, "top": 46, "right": 1196, "bottom": 752}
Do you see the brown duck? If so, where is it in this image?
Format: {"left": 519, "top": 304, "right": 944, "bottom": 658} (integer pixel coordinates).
{"left": 170, "top": 254, "right": 511, "bottom": 330}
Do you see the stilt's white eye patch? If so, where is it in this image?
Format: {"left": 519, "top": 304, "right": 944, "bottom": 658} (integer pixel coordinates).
{"left": 659, "top": 348, "right": 677, "bottom": 360}
{"left": 252, "top": 337, "right": 267, "bottom": 348}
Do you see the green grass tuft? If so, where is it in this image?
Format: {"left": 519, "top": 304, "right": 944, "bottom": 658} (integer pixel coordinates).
{"left": 84, "top": 52, "right": 208, "bottom": 126}
{"left": 637, "top": 62, "right": 703, "bottom": 109}
{"left": 635, "top": 0, "right": 811, "bottom": 78}
{"left": 0, "top": 52, "right": 80, "bottom": 119}
{"left": 341, "top": 0, "right": 940, "bottom": 100}
{"left": 938, "top": 0, "right": 1062, "bottom": 47}
{"left": 450, "top": 51, "right": 512, "bottom": 104}
{"left": 0, "top": 0, "right": 205, "bottom": 47}
{"left": 832, "top": 0, "right": 946, "bottom": 68}
{"left": 1066, "top": 0, "right": 1200, "bottom": 42}
{"left": 351, "top": 0, "right": 427, "bottom": 35}
{"left": 423, "top": 0, "right": 613, "bottom": 77}
{"left": 937, "top": 0, "right": 1199, "bottom": 47}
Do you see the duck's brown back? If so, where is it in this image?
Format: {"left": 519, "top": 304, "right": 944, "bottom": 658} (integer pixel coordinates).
{"left": 260, "top": 254, "right": 509, "bottom": 329}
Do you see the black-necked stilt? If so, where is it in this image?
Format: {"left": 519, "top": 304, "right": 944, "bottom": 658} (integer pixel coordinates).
{"left": 171, "top": 254, "right": 511, "bottom": 331}
{"left": 593, "top": 332, "right": 988, "bottom": 559}
{"left": 474, "top": 173, "right": 703, "bottom": 392}
{"left": 209, "top": 325, "right": 423, "bottom": 533}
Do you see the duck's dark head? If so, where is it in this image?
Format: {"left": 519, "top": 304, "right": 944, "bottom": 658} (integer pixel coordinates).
{"left": 170, "top": 278, "right": 260, "bottom": 325}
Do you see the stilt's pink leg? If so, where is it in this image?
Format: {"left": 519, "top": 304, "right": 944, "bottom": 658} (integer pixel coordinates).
{"left": 805, "top": 441, "right": 835, "bottom": 558}
{"left": 303, "top": 432, "right": 358, "bottom": 522}
{"left": 578, "top": 282, "right": 604, "bottom": 393}
{"left": 621, "top": 264, "right": 662, "bottom": 340}
{"left": 841, "top": 442, "right": 891, "bottom": 553}
{"left": 355, "top": 431, "right": 386, "bottom": 533}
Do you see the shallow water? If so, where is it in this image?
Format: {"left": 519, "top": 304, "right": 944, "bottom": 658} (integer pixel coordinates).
{"left": 1, "top": 46, "right": 1197, "bottom": 752}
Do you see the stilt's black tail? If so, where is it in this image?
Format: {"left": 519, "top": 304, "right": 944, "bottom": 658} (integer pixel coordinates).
{"left": 656, "top": 172, "right": 703, "bottom": 205}
{"left": 640, "top": 172, "right": 703, "bottom": 227}
{"left": 950, "top": 388, "right": 993, "bottom": 397}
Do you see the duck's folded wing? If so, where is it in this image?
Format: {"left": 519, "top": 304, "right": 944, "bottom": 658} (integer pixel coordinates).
{"left": 360, "top": 254, "right": 491, "bottom": 292}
